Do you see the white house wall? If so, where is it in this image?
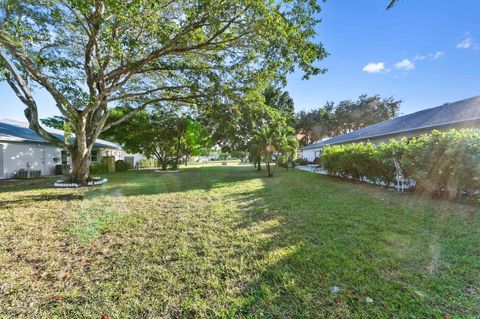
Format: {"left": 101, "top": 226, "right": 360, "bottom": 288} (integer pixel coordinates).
{"left": 0, "top": 142, "right": 61, "bottom": 179}
{"left": 301, "top": 149, "right": 319, "bottom": 162}
{"left": 96, "top": 149, "right": 145, "bottom": 166}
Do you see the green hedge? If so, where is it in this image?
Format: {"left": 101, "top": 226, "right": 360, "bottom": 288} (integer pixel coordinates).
{"left": 320, "top": 129, "right": 480, "bottom": 200}
{"left": 138, "top": 159, "right": 158, "bottom": 168}
{"left": 115, "top": 160, "right": 128, "bottom": 172}
{"left": 89, "top": 162, "right": 108, "bottom": 174}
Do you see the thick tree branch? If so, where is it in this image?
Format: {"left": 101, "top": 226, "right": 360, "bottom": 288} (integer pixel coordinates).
{"left": 0, "top": 50, "right": 66, "bottom": 148}
{"left": 0, "top": 25, "right": 78, "bottom": 119}
{"left": 101, "top": 94, "right": 206, "bottom": 133}
{"left": 107, "top": 85, "right": 193, "bottom": 102}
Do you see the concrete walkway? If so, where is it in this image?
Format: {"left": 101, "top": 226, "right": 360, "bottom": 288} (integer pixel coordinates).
{"left": 295, "top": 165, "right": 326, "bottom": 174}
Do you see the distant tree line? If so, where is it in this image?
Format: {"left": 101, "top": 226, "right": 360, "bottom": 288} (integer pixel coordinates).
{"left": 295, "top": 95, "right": 402, "bottom": 146}
{"left": 42, "top": 91, "right": 401, "bottom": 176}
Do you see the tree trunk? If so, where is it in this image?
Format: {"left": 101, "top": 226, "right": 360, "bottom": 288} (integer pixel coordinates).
{"left": 70, "top": 122, "right": 91, "bottom": 184}
{"left": 266, "top": 161, "right": 273, "bottom": 177}
{"left": 174, "top": 137, "right": 181, "bottom": 169}
{"left": 257, "top": 159, "right": 261, "bottom": 171}
{"left": 162, "top": 161, "right": 168, "bottom": 171}
{"left": 71, "top": 148, "right": 90, "bottom": 184}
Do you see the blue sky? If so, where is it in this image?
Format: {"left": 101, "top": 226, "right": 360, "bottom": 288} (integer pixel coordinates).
{"left": 1, "top": 0, "right": 480, "bottom": 121}
{"left": 287, "top": 0, "right": 480, "bottom": 115}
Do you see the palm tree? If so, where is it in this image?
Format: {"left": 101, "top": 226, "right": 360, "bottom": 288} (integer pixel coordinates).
{"left": 276, "top": 126, "right": 299, "bottom": 170}
{"left": 251, "top": 125, "right": 299, "bottom": 177}
{"left": 252, "top": 125, "right": 277, "bottom": 177}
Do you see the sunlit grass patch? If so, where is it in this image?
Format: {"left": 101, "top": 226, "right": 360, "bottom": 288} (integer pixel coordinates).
{"left": 0, "top": 166, "right": 479, "bottom": 318}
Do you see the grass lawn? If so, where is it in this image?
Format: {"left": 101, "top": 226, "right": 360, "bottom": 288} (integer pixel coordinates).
{"left": 0, "top": 166, "right": 479, "bottom": 318}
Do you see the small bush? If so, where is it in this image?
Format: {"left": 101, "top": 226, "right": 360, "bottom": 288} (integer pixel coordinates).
{"left": 115, "top": 160, "right": 128, "bottom": 172}
{"left": 295, "top": 158, "right": 308, "bottom": 166}
{"left": 90, "top": 162, "right": 108, "bottom": 174}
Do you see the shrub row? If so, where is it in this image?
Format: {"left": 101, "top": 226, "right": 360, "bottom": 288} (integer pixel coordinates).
{"left": 115, "top": 160, "right": 128, "bottom": 172}
{"left": 138, "top": 159, "right": 158, "bottom": 168}
{"left": 89, "top": 162, "right": 108, "bottom": 174}
{"left": 320, "top": 129, "right": 480, "bottom": 200}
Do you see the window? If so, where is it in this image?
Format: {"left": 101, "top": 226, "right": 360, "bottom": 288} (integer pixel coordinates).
{"left": 90, "top": 150, "right": 98, "bottom": 162}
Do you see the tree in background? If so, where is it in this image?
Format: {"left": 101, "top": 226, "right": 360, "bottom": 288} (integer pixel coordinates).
{"left": 295, "top": 95, "right": 401, "bottom": 146}
{"left": 250, "top": 124, "right": 298, "bottom": 177}
{"left": 263, "top": 86, "right": 295, "bottom": 126}
{"left": 0, "top": 0, "right": 326, "bottom": 183}
{"left": 104, "top": 106, "right": 211, "bottom": 170}
{"left": 208, "top": 85, "right": 297, "bottom": 164}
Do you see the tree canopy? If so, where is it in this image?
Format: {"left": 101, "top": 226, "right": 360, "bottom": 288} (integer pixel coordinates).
{"left": 295, "top": 95, "right": 402, "bottom": 146}
{"left": 0, "top": 0, "right": 326, "bottom": 182}
{"left": 104, "top": 106, "right": 212, "bottom": 170}
{"left": 249, "top": 124, "right": 298, "bottom": 177}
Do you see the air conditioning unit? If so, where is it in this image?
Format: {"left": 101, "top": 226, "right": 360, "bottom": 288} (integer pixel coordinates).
{"left": 16, "top": 169, "right": 42, "bottom": 179}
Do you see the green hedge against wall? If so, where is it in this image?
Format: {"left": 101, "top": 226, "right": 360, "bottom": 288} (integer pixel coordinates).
{"left": 320, "top": 129, "right": 480, "bottom": 200}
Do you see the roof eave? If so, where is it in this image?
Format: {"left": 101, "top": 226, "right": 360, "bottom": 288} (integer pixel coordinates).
{"left": 301, "top": 118, "right": 480, "bottom": 150}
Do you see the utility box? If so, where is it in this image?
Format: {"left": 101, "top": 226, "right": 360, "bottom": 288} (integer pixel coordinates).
{"left": 16, "top": 169, "right": 41, "bottom": 179}
{"left": 103, "top": 156, "right": 116, "bottom": 173}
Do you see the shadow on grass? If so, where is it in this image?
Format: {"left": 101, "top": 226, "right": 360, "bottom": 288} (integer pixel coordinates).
{"left": 0, "top": 193, "right": 84, "bottom": 209}
{"left": 2, "top": 167, "right": 478, "bottom": 318}
{"left": 222, "top": 170, "right": 480, "bottom": 318}
{"left": 108, "top": 166, "right": 265, "bottom": 197}
{"left": 0, "top": 177, "right": 58, "bottom": 193}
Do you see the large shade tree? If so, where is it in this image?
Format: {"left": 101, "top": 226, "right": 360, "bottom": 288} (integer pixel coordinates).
{"left": 0, "top": 0, "right": 326, "bottom": 183}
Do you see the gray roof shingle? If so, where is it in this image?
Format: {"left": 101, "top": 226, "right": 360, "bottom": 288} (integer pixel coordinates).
{"left": 0, "top": 119, "right": 121, "bottom": 149}
{"left": 303, "top": 95, "right": 480, "bottom": 149}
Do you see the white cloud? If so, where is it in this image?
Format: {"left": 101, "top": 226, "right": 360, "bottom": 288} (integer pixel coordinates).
{"left": 429, "top": 51, "right": 444, "bottom": 59}
{"left": 394, "top": 59, "right": 415, "bottom": 70}
{"left": 362, "top": 62, "right": 385, "bottom": 73}
{"left": 414, "top": 51, "right": 444, "bottom": 61}
{"left": 457, "top": 33, "right": 473, "bottom": 49}
{"left": 457, "top": 38, "right": 472, "bottom": 49}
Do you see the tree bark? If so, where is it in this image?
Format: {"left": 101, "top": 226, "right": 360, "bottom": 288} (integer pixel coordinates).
{"left": 174, "top": 135, "right": 181, "bottom": 169}
{"left": 69, "top": 118, "right": 93, "bottom": 184}
{"left": 71, "top": 148, "right": 90, "bottom": 183}
{"left": 266, "top": 161, "right": 273, "bottom": 177}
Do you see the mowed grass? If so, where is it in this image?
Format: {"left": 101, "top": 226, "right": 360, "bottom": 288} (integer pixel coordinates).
{"left": 0, "top": 166, "right": 479, "bottom": 318}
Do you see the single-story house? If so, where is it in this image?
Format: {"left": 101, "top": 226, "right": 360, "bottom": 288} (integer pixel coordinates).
{"left": 301, "top": 95, "right": 480, "bottom": 162}
{"left": 0, "top": 119, "right": 142, "bottom": 179}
